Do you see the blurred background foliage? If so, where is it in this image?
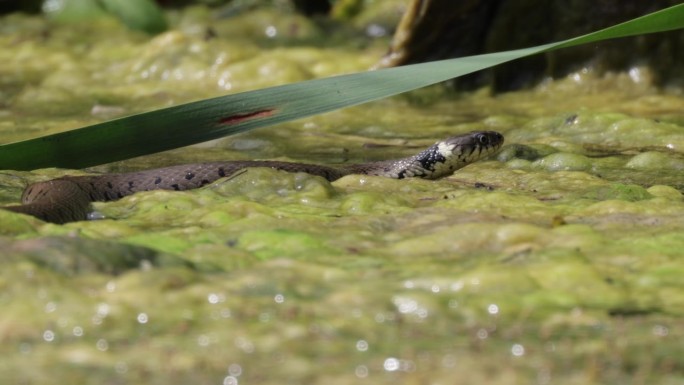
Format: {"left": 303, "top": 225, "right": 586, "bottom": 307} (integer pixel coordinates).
{"left": 1, "top": 0, "right": 682, "bottom": 90}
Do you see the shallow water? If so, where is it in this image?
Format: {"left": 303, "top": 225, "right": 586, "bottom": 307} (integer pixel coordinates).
{"left": 1, "top": 6, "right": 684, "bottom": 385}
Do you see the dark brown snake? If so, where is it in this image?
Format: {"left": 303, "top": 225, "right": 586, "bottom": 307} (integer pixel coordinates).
{"left": 2, "top": 131, "right": 503, "bottom": 224}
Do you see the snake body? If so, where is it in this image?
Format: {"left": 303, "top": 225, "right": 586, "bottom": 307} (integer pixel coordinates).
{"left": 3, "top": 131, "right": 503, "bottom": 224}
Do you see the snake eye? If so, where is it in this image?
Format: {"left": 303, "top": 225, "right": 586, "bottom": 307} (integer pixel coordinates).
{"left": 477, "top": 134, "right": 489, "bottom": 145}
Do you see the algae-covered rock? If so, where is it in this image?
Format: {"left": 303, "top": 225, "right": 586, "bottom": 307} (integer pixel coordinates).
{"left": 626, "top": 151, "right": 684, "bottom": 170}
{"left": 533, "top": 152, "right": 593, "bottom": 172}
{"left": 0, "top": 236, "right": 191, "bottom": 275}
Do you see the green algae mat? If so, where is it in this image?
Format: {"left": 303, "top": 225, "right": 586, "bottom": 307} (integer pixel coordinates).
{"left": 2, "top": 5, "right": 684, "bottom": 385}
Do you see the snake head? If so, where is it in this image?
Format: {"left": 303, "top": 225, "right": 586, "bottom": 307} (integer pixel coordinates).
{"left": 423, "top": 131, "right": 504, "bottom": 179}
{"left": 474, "top": 131, "right": 505, "bottom": 150}
{"left": 437, "top": 131, "right": 504, "bottom": 159}
{"left": 462, "top": 130, "right": 503, "bottom": 152}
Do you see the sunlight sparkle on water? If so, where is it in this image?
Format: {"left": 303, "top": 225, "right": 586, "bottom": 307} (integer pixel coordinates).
{"left": 96, "top": 339, "right": 109, "bottom": 351}
{"left": 208, "top": 293, "right": 226, "bottom": 304}
{"left": 96, "top": 303, "right": 110, "bottom": 317}
{"left": 383, "top": 358, "right": 416, "bottom": 372}
{"left": 383, "top": 357, "right": 400, "bottom": 372}
{"left": 228, "top": 363, "right": 242, "bottom": 376}
{"left": 628, "top": 67, "right": 643, "bottom": 83}
{"left": 43, "top": 330, "right": 55, "bottom": 342}
{"left": 392, "top": 296, "right": 429, "bottom": 318}
{"left": 105, "top": 281, "right": 116, "bottom": 292}
{"left": 235, "top": 336, "right": 255, "bottom": 353}
{"left": 197, "top": 335, "right": 210, "bottom": 347}
{"left": 355, "top": 365, "right": 369, "bottom": 378}
{"left": 511, "top": 344, "right": 525, "bottom": 357}
{"left": 72, "top": 326, "right": 84, "bottom": 337}
{"left": 137, "top": 313, "right": 149, "bottom": 324}
{"left": 265, "top": 26, "right": 277, "bottom": 38}
{"left": 115, "top": 362, "right": 128, "bottom": 374}
{"left": 44, "top": 301, "right": 57, "bottom": 313}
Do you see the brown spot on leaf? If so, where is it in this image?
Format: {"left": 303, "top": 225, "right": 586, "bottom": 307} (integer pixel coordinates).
{"left": 218, "top": 108, "right": 276, "bottom": 125}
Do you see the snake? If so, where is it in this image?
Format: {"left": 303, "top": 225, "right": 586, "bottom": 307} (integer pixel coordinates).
{"left": 2, "top": 131, "right": 503, "bottom": 224}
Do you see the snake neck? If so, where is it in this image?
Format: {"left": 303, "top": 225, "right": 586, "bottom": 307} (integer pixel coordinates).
{"left": 343, "top": 143, "right": 464, "bottom": 180}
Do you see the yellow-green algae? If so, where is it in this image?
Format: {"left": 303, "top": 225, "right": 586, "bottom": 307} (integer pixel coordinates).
{"left": 2, "top": 5, "right": 684, "bottom": 385}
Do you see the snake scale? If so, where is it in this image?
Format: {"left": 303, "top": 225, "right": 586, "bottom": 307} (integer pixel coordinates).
{"left": 2, "top": 131, "right": 503, "bottom": 224}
